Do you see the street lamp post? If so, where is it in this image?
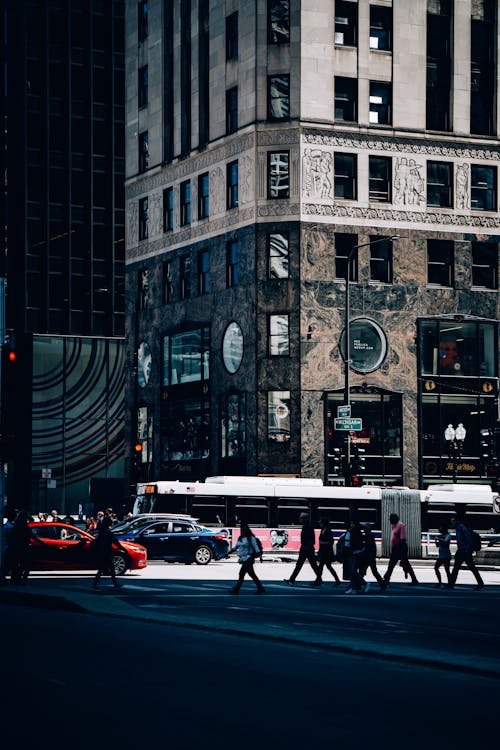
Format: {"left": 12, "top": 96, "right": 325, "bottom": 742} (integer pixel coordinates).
{"left": 444, "top": 422, "right": 466, "bottom": 483}
{"left": 343, "top": 235, "right": 399, "bottom": 484}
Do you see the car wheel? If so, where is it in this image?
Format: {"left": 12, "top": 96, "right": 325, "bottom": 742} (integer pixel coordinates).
{"left": 194, "top": 545, "right": 213, "bottom": 565}
{"left": 112, "top": 553, "right": 128, "bottom": 576}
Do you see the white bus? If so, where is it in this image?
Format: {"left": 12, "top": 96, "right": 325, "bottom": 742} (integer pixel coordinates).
{"left": 133, "top": 475, "right": 499, "bottom": 544}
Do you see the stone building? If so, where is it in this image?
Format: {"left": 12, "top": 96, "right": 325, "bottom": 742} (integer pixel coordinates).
{"left": 125, "top": 0, "right": 500, "bottom": 494}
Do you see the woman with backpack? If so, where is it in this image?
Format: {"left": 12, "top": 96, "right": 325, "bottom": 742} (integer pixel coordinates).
{"left": 229, "top": 522, "right": 265, "bottom": 595}
{"left": 448, "top": 515, "right": 484, "bottom": 591}
{"left": 317, "top": 517, "right": 341, "bottom": 585}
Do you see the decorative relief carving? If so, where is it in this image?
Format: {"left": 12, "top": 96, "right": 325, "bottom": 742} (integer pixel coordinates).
{"left": 303, "top": 131, "right": 500, "bottom": 161}
{"left": 302, "top": 203, "right": 500, "bottom": 228}
{"left": 257, "top": 129, "right": 300, "bottom": 147}
{"left": 302, "top": 148, "right": 334, "bottom": 201}
{"left": 393, "top": 158, "right": 425, "bottom": 206}
{"left": 456, "top": 163, "right": 469, "bottom": 210}
{"left": 257, "top": 152, "right": 267, "bottom": 198}
{"left": 127, "top": 202, "right": 138, "bottom": 246}
{"left": 210, "top": 166, "right": 226, "bottom": 216}
{"left": 125, "top": 133, "right": 256, "bottom": 200}
{"left": 239, "top": 153, "right": 254, "bottom": 205}
{"left": 148, "top": 191, "right": 163, "bottom": 237}
{"left": 258, "top": 203, "right": 300, "bottom": 217}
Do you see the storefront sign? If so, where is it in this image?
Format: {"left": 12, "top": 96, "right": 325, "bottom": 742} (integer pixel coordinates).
{"left": 340, "top": 318, "right": 387, "bottom": 373}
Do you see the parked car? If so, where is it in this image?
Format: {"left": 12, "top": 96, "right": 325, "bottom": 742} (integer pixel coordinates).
{"left": 28, "top": 522, "right": 147, "bottom": 575}
{"left": 111, "top": 513, "right": 196, "bottom": 535}
{"left": 114, "top": 518, "right": 230, "bottom": 564}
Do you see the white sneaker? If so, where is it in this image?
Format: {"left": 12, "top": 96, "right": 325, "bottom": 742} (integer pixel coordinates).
{"left": 344, "top": 588, "right": 355, "bottom": 594}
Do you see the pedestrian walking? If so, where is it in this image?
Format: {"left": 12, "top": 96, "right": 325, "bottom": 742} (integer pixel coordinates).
{"left": 448, "top": 515, "right": 484, "bottom": 590}
{"left": 92, "top": 515, "right": 124, "bottom": 589}
{"left": 229, "top": 522, "right": 265, "bottom": 594}
{"left": 8, "top": 511, "right": 34, "bottom": 585}
{"left": 344, "top": 517, "right": 365, "bottom": 594}
{"left": 48, "top": 508, "right": 62, "bottom": 522}
{"left": 382, "top": 513, "right": 419, "bottom": 587}
{"left": 316, "top": 517, "right": 341, "bottom": 585}
{"left": 434, "top": 525, "right": 452, "bottom": 587}
{"left": 284, "top": 512, "right": 321, "bottom": 586}
{"left": 358, "top": 522, "right": 385, "bottom": 591}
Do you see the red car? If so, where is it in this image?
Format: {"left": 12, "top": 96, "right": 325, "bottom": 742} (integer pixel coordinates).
{"left": 28, "top": 522, "right": 147, "bottom": 575}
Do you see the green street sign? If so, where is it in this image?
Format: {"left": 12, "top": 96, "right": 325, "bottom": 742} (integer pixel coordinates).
{"left": 334, "top": 417, "right": 363, "bottom": 431}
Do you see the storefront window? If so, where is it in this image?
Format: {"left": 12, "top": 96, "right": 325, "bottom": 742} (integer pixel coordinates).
{"left": 419, "top": 320, "right": 495, "bottom": 377}
{"left": 166, "top": 327, "right": 210, "bottom": 385}
{"left": 327, "top": 390, "right": 401, "bottom": 457}
{"left": 161, "top": 395, "right": 209, "bottom": 461}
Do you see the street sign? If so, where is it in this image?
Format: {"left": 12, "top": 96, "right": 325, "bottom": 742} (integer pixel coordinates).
{"left": 337, "top": 405, "right": 351, "bottom": 418}
{"left": 41, "top": 468, "right": 52, "bottom": 479}
{"left": 334, "top": 417, "right": 363, "bottom": 431}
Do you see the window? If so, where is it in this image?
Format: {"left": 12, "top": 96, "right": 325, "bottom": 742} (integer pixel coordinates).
{"left": 471, "top": 2, "right": 495, "bottom": 135}
{"left": 164, "top": 327, "right": 210, "bottom": 385}
{"left": 227, "top": 161, "right": 239, "bottom": 209}
{"left": 419, "top": 319, "right": 496, "bottom": 377}
{"left": 198, "top": 172, "right": 209, "bottom": 219}
{"left": 138, "top": 65, "right": 148, "bottom": 109}
{"left": 138, "top": 269, "right": 151, "bottom": 309}
{"left": 180, "top": 255, "right": 191, "bottom": 299}
{"left": 198, "top": 250, "right": 210, "bottom": 295}
{"left": 163, "top": 261, "right": 173, "bottom": 304}
{"left": 226, "top": 12, "right": 238, "bottom": 60}
{"left": 369, "top": 156, "right": 391, "bottom": 202}
{"left": 268, "top": 233, "right": 289, "bottom": 279}
{"left": 139, "top": 197, "right": 148, "bottom": 240}
{"left": 268, "top": 0, "right": 290, "bottom": 44}
{"left": 139, "top": 131, "right": 149, "bottom": 173}
{"left": 472, "top": 242, "right": 497, "bottom": 289}
{"left": 427, "top": 240, "right": 454, "bottom": 287}
{"left": 268, "top": 151, "right": 290, "bottom": 198}
{"left": 227, "top": 239, "right": 239, "bottom": 287}
{"left": 426, "top": 7, "right": 451, "bottom": 131}
{"left": 334, "top": 153, "right": 357, "bottom": 200}
{"left": 267, "top": 391, "right": 290, "bottom": 442}
{"left": 370, "top": 236, "right": 392, "bottom": 283}
{"left": 335, "top": 0, "right": 357, "bottom": 46}
{"left": 180, "top": 180, "right": 191, "bottom": 225}
{"left": 471, "top": 165, "right": 497, "bottom": 211}
{"left": 163, "top": 187, "right": 174, "bottom": 232}
{"left": 226, "top": 86, "right": 238, "bottom": 134}
{"left": 269, "top": 314, "right": 289, "bottom": 355}
{"left": 427, "top": 161, "right": 453, "bottom": 208}
{"left": 370, "top": 5, "right": 392, "bottom": 50}
{"left": 138, "top": 0, "right": 148, "bottom": 42}
{"left": 335, "top": 233, "right": 358, "bottom": 281}
{"left": 335, "top": 77, "right": 357, "bottom": 122}
{"left": 369, "top": 81, "right": 391, "bottom": 125}
{"left": 268, "top": 75, "right": 290, "bottom": 120}
{"left": 221, "top": 393, "right": 246, "bottom": 458}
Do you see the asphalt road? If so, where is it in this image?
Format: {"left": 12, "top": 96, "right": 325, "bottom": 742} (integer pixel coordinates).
{"left": 3, "top": 559, "right": 500, "bottom": 677}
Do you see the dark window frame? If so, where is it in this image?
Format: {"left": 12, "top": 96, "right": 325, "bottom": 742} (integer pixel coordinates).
{"left": 163, "top": 260, "right": 173, "bottom": 304}
{"left": 335, "top": 76, "right": 357, "bottom": 122}
{"left": 334, "top": 232, "right": 358, "bottom": 281}
{"left": 138, "top": 130, "right": 149, "bottom": 173}
{"left": 198, "top": 172, "right": 209, "bottom": 219}
{"left": 198, "top": 249, "right": 210, "bottom": 295}
{"left": 472, "top": 241, "right": 498, "bottom": 289}
{"left": 471, "top": 164, "right": 497, "bottom": 212}
{"left": 370, "top": 236, "right": 393, "bottom": 284}
{"left": 370, "top": 5, "right": 392, "bottom": 51}
{"left": 427, "top": 161, "right": 453, "bottom": 208}
{"left": 163, "top": 187, "right": 174, "bottom": 232}
{"left": 180, "top": 180, "right": 191, "bottom": 226}
{"left": 334, "top": 153, "right": 357, "bottom": 200}
{"left": 369, "top": 155, "right": 392, "bottom": 202}
{"left": 335, "top": 0, "right": 358, "bottom": 47}
{"left": 268, "top": 0, "right": 290, "bottom": 45}
{"left": 139, "top": 196, "right": 149, "bottom": 240}
{"left": 138, "top": 0, "right": 148, "bottom": 43}
{"left": 226, "top": 86, "right": 238, "bottom": 134}
{"left": 180, "top": 254, "right": 191, "bottom": 300}
{"left": 138, "top": 65, "right": 148, "bottom": 109}
{"left": 369, "top": 81, "right": 392, "bottom": 125}
{"left": 226, "top": 12, "right": 238, "bottom": 60}
{"left": 227, "top": 239, "right": 239, "bottom": 288}
{"left": 268, "top": 232, "right": 290, "bottom": 279}
{"left": 267, "top": 151, "right": 290, "bottom": 199}
{"left": 427, "top": 239, "right": 454, "bottom": 287}
{"left": 267, "top": 74, "right": 290, "bottom": 120}
{"left": 268, "top": 313, "right": 290, "bottom": 357}
{"left": 227, "top": 161, "right": 239, "bottom": 209}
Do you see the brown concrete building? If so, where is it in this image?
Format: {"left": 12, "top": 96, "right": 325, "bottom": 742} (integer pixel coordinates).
{"left": 125, "top": 0, "right": 500, "bottom": 491}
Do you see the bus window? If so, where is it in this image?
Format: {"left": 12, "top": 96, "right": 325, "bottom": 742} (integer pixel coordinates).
{"left": 153, "top": 494, "right": 189, "bottom": 515}
{"left": 232, "top": 497, "right": 270, "bottom": 527}
{"left": 276, "top": 497, "right": 310, "bottom": 527}
{"left": 191, "top": 496, "right": 228, "bottom": 526}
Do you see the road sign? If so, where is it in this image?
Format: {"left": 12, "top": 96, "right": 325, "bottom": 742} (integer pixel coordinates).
{"left": 41, "top": 468, "right": 52, "bottom": 479}
{"left": 337, "top": 405, "right": 351, "bottom": 418}
{"left": 334, "top": 417, "right": 363, "bottom": 431}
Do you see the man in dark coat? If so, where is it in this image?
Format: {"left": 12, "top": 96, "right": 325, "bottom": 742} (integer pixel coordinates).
{"left": 284, "top": 512, "right": 321, "bottom": 586}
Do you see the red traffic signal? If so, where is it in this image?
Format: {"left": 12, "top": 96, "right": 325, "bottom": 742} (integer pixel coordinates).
{"left": 8, "top": 350, "right": 16, "bottom": 362}
{"left": 134, "top": 442, "right": 143, "bottom": 454}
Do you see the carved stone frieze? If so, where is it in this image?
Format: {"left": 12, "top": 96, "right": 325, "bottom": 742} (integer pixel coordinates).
{"left": 209, "top": 165, "right": 226, "bottom": 216}
{"left": 301, "top": 203, "right": 500, "bottom": 228}
{"left": 239, "top": 153, "right": 254, "bottom": 205}
{"left": 302, "top": 130, "right": 500, "bottom": 161}
{"left": 393, "top": 157, "right": 426, "bottom": 207}
{"left": 257, "top": 203, "right": 301, "bottom": 217}
{"left": 456, "top": 163, "right": 469, "bottom": 210}
{"left": 148, "top": 190, "right": 163, "bottom": 237}
{"left": 257, "top": 128, "right": 300, "bottom": 147}
{"left": 302, "top": 147, "right": 334, "bottom": 202}
{"left": 127, "top": 202, "right": 138, "bottom": 246}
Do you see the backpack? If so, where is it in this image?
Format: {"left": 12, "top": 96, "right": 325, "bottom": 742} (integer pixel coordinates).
{"left": 470, "top": 530, "right": 482, "bottom": 552}
{"left": 251, "top": 536, "right": 263, "bottom": 559}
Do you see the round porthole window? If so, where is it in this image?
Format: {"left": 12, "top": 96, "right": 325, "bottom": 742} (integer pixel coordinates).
{"left": 137, "top": 341, "right": 152, "bottom": 388}
{"left": 339, "top": 318, "right": 387, "bottom": 374}
{"left": 222, "top": 322, "right": 244, "bottom": 374}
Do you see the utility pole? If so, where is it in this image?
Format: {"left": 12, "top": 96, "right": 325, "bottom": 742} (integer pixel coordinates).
{"left": 0, "top": 276, "right": 5, "bottom": 565}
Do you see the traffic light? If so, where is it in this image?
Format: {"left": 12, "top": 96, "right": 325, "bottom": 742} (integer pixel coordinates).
{"left": 133, "top": 441, "right": 143, "bottom": 470}
{"left": 480, "top": 428, "right": 494, "bottom": 466}
{"left": 349, "top": 445, "right": 366, "bottom": 486}
{"left": 328, "top": 447, "right": 343, "bottom": 476}
{"left": 5, "top": 332, "right": 16, "bottom": 363}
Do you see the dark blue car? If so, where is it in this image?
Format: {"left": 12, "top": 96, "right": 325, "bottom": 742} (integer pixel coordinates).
{"left": 115, "top": 517, "right": 229, "bottom": 565}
